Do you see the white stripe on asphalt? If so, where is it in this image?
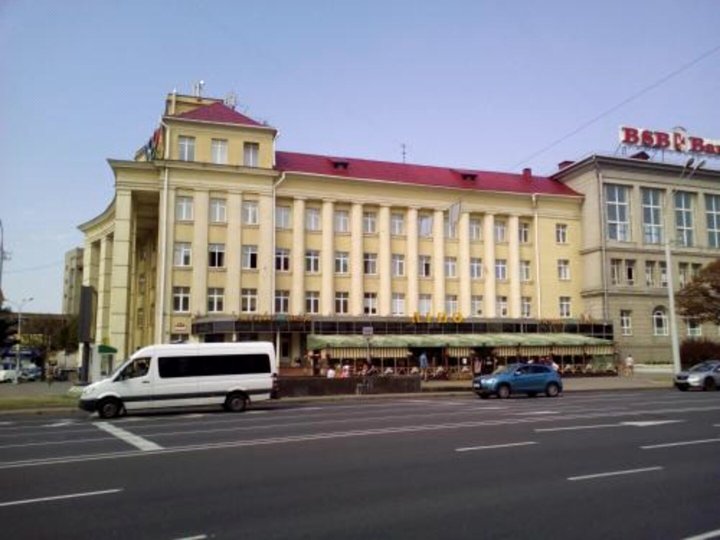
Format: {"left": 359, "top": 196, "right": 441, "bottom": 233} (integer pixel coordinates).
{"left": 95, "top": 422, "right": 163, "bottom": 451}
{"left": 536, "top": 423, "right": 619, "bottom": 432}
{"left": 684, "top": 527, "right": 720, "bottom": 540}
{"left": 174, "top": 535, "right": 208, "bottom": 540}
{"left": 456, "top": 441, "right": 537, "bottom": 452}
{"left": 641, "top": 438, "right": 720, "bottom": 450}
{"left": 0, "top": 488, "right": 123, "bottom": 507}
{"left": 568, "top": 466, "right": 663, "bottom": 481}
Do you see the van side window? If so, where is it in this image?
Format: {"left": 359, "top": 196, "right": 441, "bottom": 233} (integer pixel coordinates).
{"left": 158, "top": 354, "right": 271, "bottom": 378}
{"left": 120, "top": 357, "right": 151, "bottom": 380}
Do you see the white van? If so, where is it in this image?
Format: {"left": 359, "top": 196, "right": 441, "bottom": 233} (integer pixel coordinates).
{"left": 79, "top": 342, "right": 278, "bottom": 418}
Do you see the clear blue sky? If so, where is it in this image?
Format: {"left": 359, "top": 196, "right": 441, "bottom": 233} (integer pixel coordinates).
{"left": 1, "top": 0, "right": 719, "bottom": 313}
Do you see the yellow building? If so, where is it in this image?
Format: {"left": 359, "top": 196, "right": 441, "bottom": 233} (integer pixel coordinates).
{"left": 79, "top": 92, "right": 611, "bottom": 371}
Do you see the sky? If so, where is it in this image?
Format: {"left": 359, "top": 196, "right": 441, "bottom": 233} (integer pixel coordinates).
{"left": 1, "top": 0, "right": 719, "bottom": 313}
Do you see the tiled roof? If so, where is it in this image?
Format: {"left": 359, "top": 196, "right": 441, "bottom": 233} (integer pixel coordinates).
{"left": 275, "top": 151, "right": 580, "bottom": 196}
{"left": 173, "top": 102, "right": 264, "bottom": 127}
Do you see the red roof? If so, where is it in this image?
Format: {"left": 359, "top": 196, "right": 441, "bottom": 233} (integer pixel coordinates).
{"left": 275, "top": 151, "right": 580, "bottom": 196}
{"left": 173, "top": 102, "right": 264, "bottom": 127}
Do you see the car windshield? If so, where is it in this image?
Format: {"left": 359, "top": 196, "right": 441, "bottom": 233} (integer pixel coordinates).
{"left": 492, "top": 365, "right": 517, "bottom": 375}
{"left": 689, "top": 362, "right": 717, "bottom": 373}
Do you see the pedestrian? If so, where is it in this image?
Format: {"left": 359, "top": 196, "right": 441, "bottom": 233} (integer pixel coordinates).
{"left": 45, "top": 364, "right": 54, "bottom": 387}
{"left": 419, "top": 351, "right": 429, "bottom": 380}
{"left": 624, "top": 353, "right": 634, "bottom": 376}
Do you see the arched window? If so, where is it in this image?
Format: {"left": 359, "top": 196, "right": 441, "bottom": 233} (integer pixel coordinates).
{"left": 653, "top": 307, "right": 668, "bottom": 336}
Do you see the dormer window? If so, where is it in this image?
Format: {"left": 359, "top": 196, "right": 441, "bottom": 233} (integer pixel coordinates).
{"left": 331, "top": 159, "right": 349, "bottom": 170}
{"left": 454, "top": 169, "right": 476, "bottom": 181}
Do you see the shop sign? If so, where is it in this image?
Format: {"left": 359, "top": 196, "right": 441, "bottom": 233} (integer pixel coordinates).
{"left": 173, "top": 322, "right": 188, "bottom": 332}
{"left": 619, "top": 126, "right": 720, "bottom": 156}
{"left": 412, "top": 312, "right": 465, "bottom": 324}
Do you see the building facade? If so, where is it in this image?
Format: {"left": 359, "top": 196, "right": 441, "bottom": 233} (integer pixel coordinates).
{"left": 62, "top": 247, "right": 84, "bottom": 315}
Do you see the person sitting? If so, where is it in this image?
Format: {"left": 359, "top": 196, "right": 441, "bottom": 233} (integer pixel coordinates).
{"left": 326, "top": 365, "right": 336, "bottom": 379}
{"left": 384, "top": 367, "right": 394, "bottom": 376}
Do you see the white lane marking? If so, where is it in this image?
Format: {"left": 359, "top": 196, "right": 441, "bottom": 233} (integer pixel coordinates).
{"left": 43, "top": 420, "right": 75, "bottom": 428}
{"left": 178, "top": 414, "right": 205, "bottom": 419}
{"left": 456, "top": 441, "right": 537, "bottom": 452}
{"left": 621, "top": 420, "right": 683, "bottom": 427}
{"left": 0, "top": 488, "right": 122, "bottom": 507}
{"left": 174, "top": 535, "right": 208, "bottom": 540}
{"left": 641, "top": 438, "right": 720, "bottom": 450}
{"left": 0, "top": 421, "right": 13, "bottom": 426}
{"left": 684, "top": 527, "right": 720, "bottom": 540}
{"left": 518, "top": 411, "right": 560, "bottom": 415}
{"left": 536, "top": 423, "right": 619, "bottom": 432}
{"left": 536, "top": 419, "right": 684, "bottom": 432}
{"left": 568, "top": 466, "right": 663, "bottom": 482}
{"left": 95, "top": 422, "right": 163, "bottom": 451}
{"left": 247, "top": 411, "right": 268, "bottom": 415}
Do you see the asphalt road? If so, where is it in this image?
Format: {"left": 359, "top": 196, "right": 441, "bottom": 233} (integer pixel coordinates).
{"left": 0, "top": 390, "right": 719, "bottom": 540}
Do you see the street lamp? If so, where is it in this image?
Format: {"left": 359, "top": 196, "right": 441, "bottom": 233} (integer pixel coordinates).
{"left": 7, "top": 297, "right": 34, "bottom": 384}
{"left": 665, "top": 157, "right": 705, "bottom": 375}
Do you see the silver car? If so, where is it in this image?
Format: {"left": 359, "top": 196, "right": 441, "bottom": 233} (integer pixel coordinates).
{"left": 674, "top": 360, "right": 720, "bottom": 391}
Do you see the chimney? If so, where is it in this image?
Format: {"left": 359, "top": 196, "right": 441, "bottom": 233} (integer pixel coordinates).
{"left": 522, "top": 167, "right": 532, "bottom": 180}
{"left": 558, "top": 160, "right": 574, "bottom": 170}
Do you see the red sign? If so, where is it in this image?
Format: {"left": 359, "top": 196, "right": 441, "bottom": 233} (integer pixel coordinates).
{"left": 620, "top": 126, "right": 720, "bottom": 156}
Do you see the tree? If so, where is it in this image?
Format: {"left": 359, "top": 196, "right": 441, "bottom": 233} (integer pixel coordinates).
{"left": 676, "top": 259, "right": 720, "bottom": 324}
{"left": 0, "top": 307, "right": 17, "bottom": 350}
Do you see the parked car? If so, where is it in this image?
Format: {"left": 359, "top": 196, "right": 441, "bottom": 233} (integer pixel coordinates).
{"left": 0, "top": 369, "right": 17, "bottom": 383}
{"left": 674, "top": 360, "right": 720, "bottom": 391}
{"left": 19, "top": 365, "right": 42, "bottom": 382}
{"left": 473, "top": 363, "right": 563, "bottom": 399}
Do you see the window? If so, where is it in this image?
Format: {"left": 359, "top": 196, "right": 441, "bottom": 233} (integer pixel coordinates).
{"left": 418, "top": 214, "right": 433, "bottom": 237}
{"left": 706, "top": 194, "right": 720, "bottom": 248}
{"left": 418, "top": 294, "right": 432, "bottom": 315}
{"left": 158, "top": 354, "right": 271, "bottom": 378}
{"left": 444, "top": 215, "right": 457, "bottom": 239}
{"left": 471, "top": 295, "right": 483, "bottom": 316}
{"left": 606, "top": 184, "right": 630, "bottom": 241}
{"left": 176, "top": 196, "right": 193, "bottom": 221}
{"left": 173, "top": 286, "right": 190, "bottom": 312}
{"left": 306, "top": 291, "right": 319, "bottom": 314}
{"left": 243, "top": 142, "right": 259, "bottom": 167}
{"left": 334, "top": 210, "right": 349, "bottom": 233}
{"left": 242, "top": 245, "right": 258, "bottom": 269}
{"left": 207, "top": 288, "right": 224, "bottom": 313}
{"left": 209, "top": 198, "right": 227, "bottom": 223}
{"left": 495, "top": 259, "right": 507, "bottom": 281}
{"left": 494, "top": 220, "right": 507, "bottom": 242}
{"left": 556, "top": 224, "right": 568, "bottom": 244}
{"left": 364, "top": 293, "right": 377, "bottom": 315}
{"left": 620, "top": 310, "right": 632, "bottom": 336}
{"left": 687, "top": 319, "right": 702, "bottom": 337}
{"left": 557, "top": 259, "right": 570, "bottom": 281}
{"left": 610, "top": 259, "right": 622, "bottom": 286}
{"left": 419, "top": 255, "right": 432, "bottom": 278}
{"left": 496, "top": 296, "right": 508, "bottom": 317}
{"left": 305, "top": 250, "right": 320, "bottom": 273}
{"left": 275, "top": 248, "right": 290, "bottom": 271}
{"left": 642, "top": 188, "right": 663, "bottom": 244}
{"left": 520, "top": 260, "right": 531, "bottom": 282}
{"left": 519, "top": 222, "right": 530, "bottom": 244}
{"left": 653, "top": 308, "right": 668, "bottom": 336}
{"left": 335, "top": 252, "right": 349, "bottom": 274}
{"left": 645, "top": 261, "right": 656, "bottom": 287}
{"left": 469, "top": 218, "right": 482, "bottom": 241}
{"left": 275, "top": 290, "right": 289, "bottom": 314}
{"left": 174, "top": 242, "right": 191, "bottom": 267}
{"left": 364, "top": 253, "right": 377, "bottom": 275}
{"left": 335, "top": 292, "right": 349, "bottom": 314}
{"left": 178, "top": 136, "right": 195, "bottom": 161}
{"left": 445, "top": 295, "right": 458, "bottom": 314}
{"left": 208, "top": 244, "right": 226, "bottom": 268}
{"left": 391, "top": 293, "right": 405, "bottom": 316}
{"left": 470, "top": 258, "right": 483, "bottom": 279}
{"left": 678, "top": 262, "right": 690, "bottom": 287}
{"left": 276, "top": 206, "right": 291, "bottom": 229}
{"left": 559, "top": 296, "right": 571, "bottom": 318}
{"left": 392, "top": 254, "right": 405, "bottom": 277}
{"left": 445, "top": 257, "right": 457, "bottom": 278}
{"left": 625, "top": 260, "right": 635, "bottom": 286}
{"left": 659, "top": 262, "right": 668, "bottom": 287}
{"left": 242, "top": 201, "right": 259, "bottom": 225}
{"left": 363, "top": 212, "right": 377, "bottom": 234}
{"left": 211, "top": 139, "right": 228, "bottom": 164}
{"left": 675, "top": 191, "right": 694, "bottom": 247}
{"left": 241, "top": 288, "right": 258, "bottom": 313}
{"left": 691, "top": 263, "right": 702, "bottom": 279}
{"left": 305, "top": 208, "right": 321, "bottom": 231}
{"left": 521, "top": 297, "right": 532, "bottom": 318}
{"left": 391, "top": 213, "right": 405, "bottom": 235}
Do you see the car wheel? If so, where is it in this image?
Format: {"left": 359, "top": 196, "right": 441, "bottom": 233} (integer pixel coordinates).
{"left": 703, "top": 378, "right": 716, "bottom": 391}
{"left": 545, "top": 382, "right": 560, "bottom": 398}
{"left": 497, "top": 384, "right": 511, "bottom": 399}
{"left": 224, "top": 392, "right": 248, "bottom": 412}
{"left": 97, "top": 398, "right": 122, "bottom": 419}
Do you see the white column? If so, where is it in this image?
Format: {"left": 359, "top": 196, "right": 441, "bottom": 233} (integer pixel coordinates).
{"left": 378, "top": 205, "right": 391, "bottom": 316}
{"left": 95, "top": 235, "right": 113, "bottom": 344}
{"left": 226, "top": 192, "right": 242, "bottom": 315}
{"left": 483, "top": 213, "right": 496, "bottom": 317}
{"left": 321, "top": 199, "right": 335, "bottom": 315}
{"left": 509, "top": 215, "right": 521, "bottom": 318}
{"left": 191, "top": 190, "right": 209, "bottom": 317}
{"left": 291, "top": 198, "right": 306, "bottom": 315}
{"left": 433, "top": 209, "right": 445, "bottom": 313}
{"left": 258, "top": 194, "right": 274, "bottom": 313}
{"left": 350, "top": 202, "right": 364, "bottom": 315}
{"left": 458, "top": 212, "right": 470, "bottom": 316}
{"left": 406, "top": 207, "right": 419, "bottom": 314}
{"left": 109, "top": 190, "right": 133, "bottom": 360}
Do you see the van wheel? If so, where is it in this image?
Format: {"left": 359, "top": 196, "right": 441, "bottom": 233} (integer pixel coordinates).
{"left": 224, "top": 392, "right": 248, "bottom": 413}
{"left": 97, "top": 398, "right": 122, "bottom": 419}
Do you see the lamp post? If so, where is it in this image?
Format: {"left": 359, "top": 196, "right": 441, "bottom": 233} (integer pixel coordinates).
{"left": 665, "top": 158, "right": 705, "bottom": 375}
{"left": 8, "top": 297, "right": 33, "bottom": 384}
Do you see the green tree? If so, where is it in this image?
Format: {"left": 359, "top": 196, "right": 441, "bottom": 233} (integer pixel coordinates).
{"left": 0, "top": 307, "right": 17, "bottom": 349}
{"left": 676, "top": 259, "right": 720, "bottom": 324}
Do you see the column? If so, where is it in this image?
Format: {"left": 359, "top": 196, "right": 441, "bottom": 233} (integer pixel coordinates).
{"left": 291, "top": 198, "right": 306, "bottom": 315}
{"left": 509, "top": 215, "right": 521, "bottom": 317}
{"left": 109, "top": 190, "right": 133, "bottom": 360}
{"left": 321, "top": 199, "right": 335, "bottom": 315}
{"left": 155, "top": 187, "right": 175, "bottom": 343}
{"left": 258, "top": 194, "right": 274, "bottom": 313}
{"left": 406, "top": 207, "right": 419, "bottom": 314}
{"left": 458, "top": 212, "right": 471, "bottom": 316}
{"left": 191, "top": 189, "right": 209, "bottom": 316}
{"left": 433, "top": 209, "right": 445, "bottom": 313}
{"left": 95, "top": 235, "right": 113, "bottom": 344}
{"left": 378, "top": 205, "right": 392, "bottom": 316}
{"left": 483, "top": 213, "right": 496, "bottom": 317}
{"left": 226, "top": 191, "right": 242, "bottom": 315}
{"left": 350, "top": 203, "right": 364, "bottom": 315}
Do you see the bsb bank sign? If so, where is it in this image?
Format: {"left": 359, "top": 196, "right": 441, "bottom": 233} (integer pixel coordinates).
{"left": 620, "top": 126, "right": 720, "bottom": 157}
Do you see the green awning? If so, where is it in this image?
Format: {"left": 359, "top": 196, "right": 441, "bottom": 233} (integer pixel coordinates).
{"left": 98, "top": 344, "right": 118, "bottom": 354}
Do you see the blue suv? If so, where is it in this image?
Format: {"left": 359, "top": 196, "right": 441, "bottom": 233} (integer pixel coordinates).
{"left": 473, "top": 363, "right": 563, "bottom": 399}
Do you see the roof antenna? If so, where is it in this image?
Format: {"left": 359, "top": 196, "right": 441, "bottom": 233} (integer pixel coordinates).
{"left": 192, "top": 80, "right": 205, "bottom": 97}
{"left": 401, "top": 143, "right": 407, "bottom": 164}
{"left": 224, "top": 92, "right": 237, "bottom": 109}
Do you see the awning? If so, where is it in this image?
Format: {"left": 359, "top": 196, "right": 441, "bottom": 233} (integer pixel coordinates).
{"left": 98, "top": 344, "right": 118, "bottom": 354}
